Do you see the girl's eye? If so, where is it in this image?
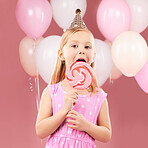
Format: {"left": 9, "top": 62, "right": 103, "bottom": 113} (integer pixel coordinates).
{"left": 71, "top": 45, "right": 78, "bottom": 48}
{"left": 85, "top": 46, "right": 91, "bottom": 49}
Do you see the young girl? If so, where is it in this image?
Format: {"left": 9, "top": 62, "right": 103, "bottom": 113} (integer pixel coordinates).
{"left": 36, "top": 27, "right": 112, "bottom": 148}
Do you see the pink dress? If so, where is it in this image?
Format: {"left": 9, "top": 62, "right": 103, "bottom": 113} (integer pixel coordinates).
{"left": 45, "top": 82, "right": 107, "bottom": 148}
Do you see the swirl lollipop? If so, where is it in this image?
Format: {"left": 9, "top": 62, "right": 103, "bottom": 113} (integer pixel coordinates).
{"left": 65, "top": 61, "right": 94, "bottom": 90}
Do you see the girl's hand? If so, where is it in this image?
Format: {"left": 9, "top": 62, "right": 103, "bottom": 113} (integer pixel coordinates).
{"left": 66, "top": 110, "right": 89, "bottom": 132}
{"left": 63, "top": 90, "right": 78, "bottom": 112}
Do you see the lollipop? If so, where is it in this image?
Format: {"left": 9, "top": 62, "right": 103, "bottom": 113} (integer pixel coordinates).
{"left": 65, "top": 61, "right": 94, "bottom": 90}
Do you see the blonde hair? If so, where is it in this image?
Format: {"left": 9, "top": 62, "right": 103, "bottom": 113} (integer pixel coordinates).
{"left": 50, "top": 27, "right": 100, "bottom": 95}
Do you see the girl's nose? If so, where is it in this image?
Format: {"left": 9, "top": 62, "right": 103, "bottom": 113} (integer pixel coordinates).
{"left": 79, "top": 51, "right": 85, "bottom": 54}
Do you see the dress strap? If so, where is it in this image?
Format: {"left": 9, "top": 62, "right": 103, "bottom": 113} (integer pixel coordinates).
{"left": 48, "top": 83, "right": 59, "bottom": 100}
{"left": 96, "top": 88, "right": 107, "bottom": 111}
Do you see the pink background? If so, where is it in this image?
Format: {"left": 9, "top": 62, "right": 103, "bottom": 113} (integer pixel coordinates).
{"left": 0, "top": 0, "right": 148, "bottom": 148}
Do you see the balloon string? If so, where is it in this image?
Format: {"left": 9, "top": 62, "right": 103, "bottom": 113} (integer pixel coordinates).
{"left": 33, "top": 39, "right": 43, "bottom": 146}
{"left": 34, "top": 74, "right": 43, "bottom": 146}
{"left": 109, "top": 74, "right": 114, "bottom": 84}
{"left": 33, "top": 41, "right": 36, "bottom": 49}
{"left": 34, "top": 77, "right": 38, "bottom": 110}
{"left": 33, "top": 38, "right": 36, "bottom": 49}
{"left": 34, "top": 72, "right": 40, "bottom": 111}
{"left": 33, "top": 38, "right": 40, "bottom": 110}
{"left": 37, "top": 71, "right": 40, "bottom": 106}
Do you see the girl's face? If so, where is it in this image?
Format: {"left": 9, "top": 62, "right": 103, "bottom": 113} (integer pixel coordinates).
{"left": 59, "top": 31, "right": 96, "bottom": 67}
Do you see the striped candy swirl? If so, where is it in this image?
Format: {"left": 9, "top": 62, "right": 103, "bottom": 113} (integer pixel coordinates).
{"left": 66, "top": 61, "right": 93, "bottom": 90}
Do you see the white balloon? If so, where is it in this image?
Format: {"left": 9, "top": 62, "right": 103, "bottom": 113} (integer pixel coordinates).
{"left": 112, "top": 31, "right": 148, "bottom": 77}
{"left": 126, "top": 0, "right": 148, "bottom": 33}
{"left": 94, "top": 39, "right": 113, "bottom": 87}
{"left": 35, "top": 35, "right": 61, "bottom": 84}
{"left": 51, "top": 0, "right": 87, "bottom": 29}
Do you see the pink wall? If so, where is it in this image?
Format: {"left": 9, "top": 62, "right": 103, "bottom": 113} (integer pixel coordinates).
{"left": 0, "top": 0, "right": 148, "bottom": 148}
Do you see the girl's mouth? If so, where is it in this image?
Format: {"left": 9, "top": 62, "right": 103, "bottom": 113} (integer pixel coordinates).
{"left": 76, "top": 59, "right": 86, "bottom": 62}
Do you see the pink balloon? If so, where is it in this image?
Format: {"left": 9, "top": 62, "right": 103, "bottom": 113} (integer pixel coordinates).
{"left": 96, "top": 0, "right": 131, "bottom": 41}
{"left": 135, "top": 58, "right": 148, "bottom": 93}
{"left": 16, "top": 0, "right": 52, "bottom": 39}
{"left": 19, "top": 36, "right": 43, "bottom": 77}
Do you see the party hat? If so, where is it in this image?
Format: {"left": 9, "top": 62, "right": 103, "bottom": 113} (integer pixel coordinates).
{"left": 69, "top": 9, "right": 87, "bottom": 29}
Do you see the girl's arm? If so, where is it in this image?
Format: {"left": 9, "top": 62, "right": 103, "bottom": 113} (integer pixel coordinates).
{"left": 66, "top": 98, "right": 112, "bottom": 142}
{"left": 35, "top": 86, "right": 68, "bottom": 139}
{"left": 85, "top": 98, "right": 112, "bottom": 142}
{"left": 36, "top": 86, "right": 78, "bottom": 139}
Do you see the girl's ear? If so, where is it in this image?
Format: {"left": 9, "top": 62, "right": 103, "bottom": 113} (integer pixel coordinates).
{"left": 58, "top": 50, "right": 65, "bottom": 61}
